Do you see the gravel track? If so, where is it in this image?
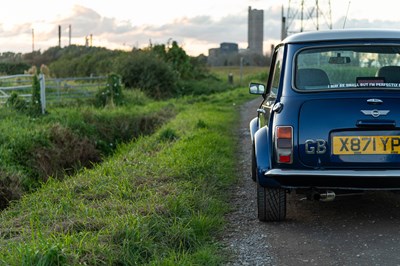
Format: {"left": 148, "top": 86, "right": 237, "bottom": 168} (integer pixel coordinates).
{"left": 221, "top": 97, "right": 400, "bottom": 266}
{"left": 221, "top": 97, "right": 274, "bottom": 265}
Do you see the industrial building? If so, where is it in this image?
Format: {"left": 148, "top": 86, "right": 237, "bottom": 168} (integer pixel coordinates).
{"left": 220, "top": 42, "right": 239, "bottom": 54}
{"left": 207, "top": 6, "right": 265, "bottom": 66}
{"left": 207, "top": 43, "right": 239, "bottom": 66}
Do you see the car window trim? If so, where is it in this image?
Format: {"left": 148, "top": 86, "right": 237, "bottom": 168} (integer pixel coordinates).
{"left": 291, "top": 42, "right": 400, "bottom": 93}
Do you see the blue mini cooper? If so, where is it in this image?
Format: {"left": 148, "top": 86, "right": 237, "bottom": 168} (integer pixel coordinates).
{"left": 249, "top": 29, "right": 400, "bottom": 222}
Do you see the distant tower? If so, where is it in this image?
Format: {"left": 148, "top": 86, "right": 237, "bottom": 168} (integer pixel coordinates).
{"left": 248, "top": 6, "right": 264, "bottom": 55}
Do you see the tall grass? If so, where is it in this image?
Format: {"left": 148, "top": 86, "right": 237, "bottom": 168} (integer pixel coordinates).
{"left": 0, "top": 89, "right": 175, "bottom": 208}
{"left": 0, "top": 87, "right": 256, "bottom": 265}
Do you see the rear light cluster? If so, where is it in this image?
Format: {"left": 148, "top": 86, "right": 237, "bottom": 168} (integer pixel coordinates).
{"left": 275, "top": 126, "right": 293, "bottom": 164}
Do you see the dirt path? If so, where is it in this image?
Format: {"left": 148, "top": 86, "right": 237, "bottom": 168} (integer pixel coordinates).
{"left": 221, "top": 97, "right": 275, "bottom": 265}
{"left": 222, "top": 97, "right": 400, "bottom": 265}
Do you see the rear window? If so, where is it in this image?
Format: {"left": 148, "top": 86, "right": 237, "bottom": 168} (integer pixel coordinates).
{"left": 295, "top": 45, "right": 400, "bottom": 91}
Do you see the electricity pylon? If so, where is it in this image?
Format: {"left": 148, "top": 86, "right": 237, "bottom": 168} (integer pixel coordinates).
{"left": 282, "top": 0, "right": 332, "bottom": 39}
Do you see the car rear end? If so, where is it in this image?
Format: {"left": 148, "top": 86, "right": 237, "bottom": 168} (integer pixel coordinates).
{"left": 268, "top": 41, "right": 400, "bottom": 191}
{"left": 251, "top": 30, "right": 400, "bottom": 222}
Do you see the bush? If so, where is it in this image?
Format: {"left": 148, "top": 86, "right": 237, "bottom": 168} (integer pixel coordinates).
{"left": 47, "top": 46, "right": 124, "bottom": 77}
{"left": 0, "top": 62, "right": 30, "bottom": 75}
{"left": 115, "top": 51, "right": 178, "bottom": 99}
{"left": 95, "top": 73, "right": 124, "bottom": 107}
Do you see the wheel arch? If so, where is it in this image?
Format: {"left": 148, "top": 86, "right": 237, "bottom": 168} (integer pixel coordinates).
{"left": 249, "top": 117, "right": 259, "bottom": 143}
{"left": 250, "top": 117, "right": 259, "bottom": 181}
{"left": 254, "top": 126, "right": 271, "bottom": 185}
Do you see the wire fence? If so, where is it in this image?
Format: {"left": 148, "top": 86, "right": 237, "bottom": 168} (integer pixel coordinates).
{"left": 0, "top": 74, "right": 34, "bottom": 103}
{"left": 45, "top": 76, "right": 107, "bottom": 103}
{"left": 0, "top": 74, "right": 108, "bottom": 113}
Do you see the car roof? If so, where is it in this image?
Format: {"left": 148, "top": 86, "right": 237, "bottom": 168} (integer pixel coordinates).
{"left": 282, "top": 29, "right": 400, "bottom": 44}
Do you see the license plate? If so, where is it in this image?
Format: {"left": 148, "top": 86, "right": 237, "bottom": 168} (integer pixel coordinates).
{"left": 332, "top": 136, "right": 400, "bottom": 155}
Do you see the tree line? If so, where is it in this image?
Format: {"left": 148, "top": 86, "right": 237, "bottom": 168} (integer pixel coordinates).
{"left": 0, "top": 41, "right": 223, "bottom": 99}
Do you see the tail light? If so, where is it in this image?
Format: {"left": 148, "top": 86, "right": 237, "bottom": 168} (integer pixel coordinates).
{"left": 275, "top": 126, "right": 293, "bottom": 164}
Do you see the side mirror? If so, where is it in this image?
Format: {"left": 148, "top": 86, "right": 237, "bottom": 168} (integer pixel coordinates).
{"left": 249, "top": 82, "right": 266, "bottom": 95}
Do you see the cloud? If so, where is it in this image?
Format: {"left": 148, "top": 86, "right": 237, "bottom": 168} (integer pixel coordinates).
{"left": 148, "top": 14, "right": 247, "bottom": 43}
{"left": 5, "top": 3, "right": 400, "bottom": 56}
{"left": 27, "top": 4, "right": 282, "bottom": 55}
{"left": 0, "top": 22, "right": 33, "bottom": 38}
{"left": 335, "top": 17, "right": 400, "bottom": 29}
{"left": 264, "top": 6, "right": 282, "bottom": 40}
{"left": 53, "top": 5, "right": 133, "bottom": 36}
{"left": 112, "top": 5, "right": 282, "bottom": 54}
{"left": 63, "top": 10, "right": 246, "bottom": 53}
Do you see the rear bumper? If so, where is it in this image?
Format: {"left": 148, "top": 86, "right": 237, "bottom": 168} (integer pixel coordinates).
{"left": 264, "top": 169, "right": 400, "bottom": 190}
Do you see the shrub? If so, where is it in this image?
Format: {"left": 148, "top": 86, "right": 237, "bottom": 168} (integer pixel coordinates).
{"left": 0, "top": 62, "right": 30, "bottom": 75}
{"left": 95, "top": 73, "right": 124, "bottom": 107}
{"left": 158, "top": 128, "right": 179, "bottom": 142}
{"left": 115, "top": 51, "right": 178, "bottom": 99}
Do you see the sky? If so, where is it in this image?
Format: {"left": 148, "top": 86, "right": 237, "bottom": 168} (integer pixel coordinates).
{"left": 1, "top": 0, "right": 400, "bottom": 56}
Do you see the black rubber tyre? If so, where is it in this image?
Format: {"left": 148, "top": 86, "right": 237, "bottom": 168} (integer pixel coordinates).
{"left": 257, "top": 182, "right": 287, "bottom": 222}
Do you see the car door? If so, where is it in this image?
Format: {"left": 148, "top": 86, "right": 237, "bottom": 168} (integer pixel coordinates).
{"left": 259, "top": 46, "right": 284, "bottom": 128}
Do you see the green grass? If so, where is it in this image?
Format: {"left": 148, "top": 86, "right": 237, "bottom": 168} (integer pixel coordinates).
{"left": 0, "top": 87, "right": 256, "bottom": 265}
{"left": 210, "top": 66, "right": 269, "bottom": 87}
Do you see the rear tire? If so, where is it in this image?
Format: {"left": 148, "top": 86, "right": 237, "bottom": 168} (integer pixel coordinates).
{"left": 257, "top": 182, "right": 287, "bottom": 222}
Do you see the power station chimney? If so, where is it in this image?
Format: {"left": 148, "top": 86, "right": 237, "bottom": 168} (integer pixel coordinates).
{"left": 69, "top": 24, "right": 71, "bottom": 46}
{"left": 58, "top": 25, "right": 61, "bottom": 47}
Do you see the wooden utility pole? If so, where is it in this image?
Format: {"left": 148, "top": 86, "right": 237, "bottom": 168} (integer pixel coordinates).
{"left": 32, "top": 28, "right": 34, "bottom": 52}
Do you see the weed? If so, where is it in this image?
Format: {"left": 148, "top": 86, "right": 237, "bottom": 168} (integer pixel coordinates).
{"left": 196, "top": 119, "right": 208, "bottom": 129}
{"left": 30, "top": 74, "right": 42, "bottom": 116}
{"left": 158, "top": 128, "right": 179, "bottom": 142}
{"left": 95, "top": 73, "right": 124, "bottom": 107}
{"left": 22, "top": 245, "right": 67, "bottom": 266}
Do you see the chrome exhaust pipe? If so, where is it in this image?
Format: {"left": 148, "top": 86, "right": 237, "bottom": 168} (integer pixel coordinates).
{"left": 310, "top": 190, "right": 336, "bottom": 202}
{"left": 318, "top": 191, "right": 336, "bottom": 202}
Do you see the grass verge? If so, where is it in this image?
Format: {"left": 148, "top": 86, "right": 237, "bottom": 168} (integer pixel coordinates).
{"left": 0, "top": 89, "right": 175, "bottom": 208}
{"left": 0, "top": 88, "right": 255, "bottom": 265}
